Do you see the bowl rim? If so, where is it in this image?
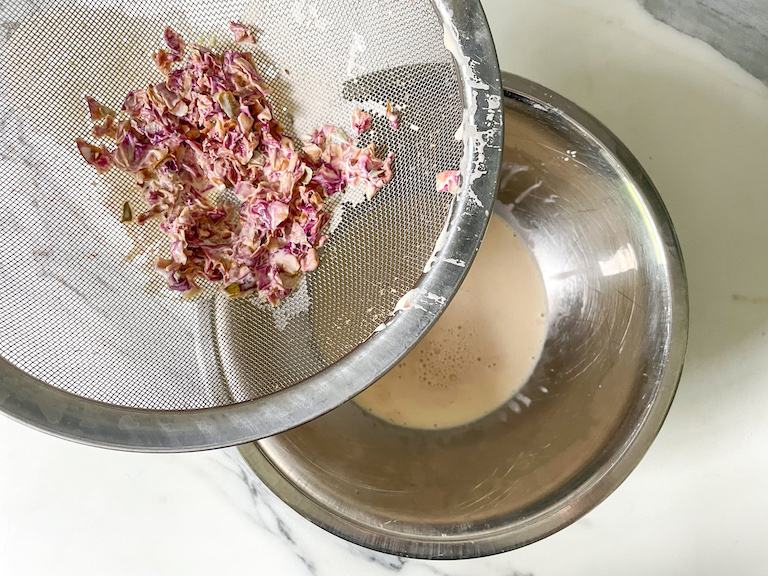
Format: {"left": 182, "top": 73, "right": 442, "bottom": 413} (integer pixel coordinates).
{"left": 237, "top": 70, "right": 689, "bottom": 559}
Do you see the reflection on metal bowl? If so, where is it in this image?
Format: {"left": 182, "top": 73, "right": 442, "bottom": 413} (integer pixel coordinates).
{"left": 238, "top": 72, "right": 688, "bottom": 559}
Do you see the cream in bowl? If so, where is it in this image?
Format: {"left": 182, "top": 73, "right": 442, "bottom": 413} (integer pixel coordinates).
{"left": 355, "top": 213, "right": 547, "bottom": 430}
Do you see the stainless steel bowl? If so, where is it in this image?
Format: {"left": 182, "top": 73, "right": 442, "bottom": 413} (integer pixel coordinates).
{"left": 238, "top": 72, "right": 688, "bottom": 559}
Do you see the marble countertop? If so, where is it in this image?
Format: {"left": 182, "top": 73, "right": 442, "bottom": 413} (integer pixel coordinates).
{"left": 2, "top": 0, "right": 768, "bottom": 574}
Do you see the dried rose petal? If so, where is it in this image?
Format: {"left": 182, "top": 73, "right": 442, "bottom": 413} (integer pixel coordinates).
{"left": 229, "top": 22, "right": 255, "bottom": 43}
{"left": 436, "top": 170, "right": 461, "bottom": 194}
{"left": 78, "top": 26, "right": 395, "bottom": 304}
{"left": 385, "top": 102, "right": 399, "bottom": 130}
{"left": 153, "top": 49, "right": 173, "bottom": 75}
{"left": 84, "top": 96, "right": 115, "bottom": 122}
{"left": 215, "top": 91, "right": 239, "bottom": 119}
{"left": 163, "top": 26, "right": 186, "bottom": 60}
{"left": 76, "top": 138, "right": 113, "bottom": 173}
{"left": 92, "top": 116, "right": 117, "bottom": 140}
{"left": 351, "top": 108, "right": 372, "bottom": 135}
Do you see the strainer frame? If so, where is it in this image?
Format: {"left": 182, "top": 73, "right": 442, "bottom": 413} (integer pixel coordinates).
{"left": 0, "top": 0, "right": 503, "bottom": 451}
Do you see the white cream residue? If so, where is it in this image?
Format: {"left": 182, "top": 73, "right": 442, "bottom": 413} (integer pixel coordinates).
{"left": 437, "top": 2, "right": 501, "bottom": 210}
{"left": 324, "top": 182, "right": 370, "bottom": 236}
{"left": 291, "top": 0, "right": 329, "bottom": 33}
{"left": 486, "top": 94, "right": 501, "bottom": 123}
{"left": 454, "top": 122, "right": 463, "bottom": 141}
{"left": 423, "top": 209, "right": 452, "bottom": 273}
{"left": 528, "top": 101, "right": 550, "bottom": 112}
{"left": 516, "top": 393, "right": 532, "bottom": 408}
{"left": 345, "top": 32, "right": 366, "bottom": 77}
{"left": 422, "top": 291, "right": 447, "bottom": 304}
{"left": 440, "top": 18, "right": 489, "bottom": 91}
{"left": 509, "top": 180, "right": 542, "bottom": 209}
{"left": 394, "top": 288, "right": 446, "bottom": 314}
{"left": 394, "top": 289, "right": 425, "bottom": 313}
{"left": 270, "top": 277, "right": 310, "bottom": 331}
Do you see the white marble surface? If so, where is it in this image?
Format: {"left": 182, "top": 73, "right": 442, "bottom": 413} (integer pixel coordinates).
{"left": 3, "top": 0, "right": 768, "bottom": 574}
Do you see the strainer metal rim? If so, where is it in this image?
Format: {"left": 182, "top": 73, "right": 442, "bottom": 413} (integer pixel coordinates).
{"left": 0, "top": 0, "right": 503, "bottom": 452}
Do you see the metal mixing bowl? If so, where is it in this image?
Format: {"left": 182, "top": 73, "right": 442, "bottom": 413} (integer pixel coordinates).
{"left": 238, "top": 72, "right": 688, "bottom": 558}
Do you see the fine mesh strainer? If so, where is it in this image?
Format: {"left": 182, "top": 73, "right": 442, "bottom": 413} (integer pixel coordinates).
{"left": 0, "top": 0, "right": 502, "bottom": 450}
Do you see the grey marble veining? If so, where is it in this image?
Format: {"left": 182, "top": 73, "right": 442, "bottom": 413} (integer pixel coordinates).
{"left": 640, "top": 0, "right": 768, "bottom": 84}
{"left": 217, "top": 448, "right": 539, "bottom": 576}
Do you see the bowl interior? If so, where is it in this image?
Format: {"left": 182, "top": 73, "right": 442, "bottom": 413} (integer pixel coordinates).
{"left": 239, "top": 73, "right": 687, "bottom": 558}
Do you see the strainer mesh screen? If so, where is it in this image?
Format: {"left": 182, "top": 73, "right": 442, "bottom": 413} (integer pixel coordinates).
{"left": 0, "top": 0, "right": 463, "bottom": 409}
